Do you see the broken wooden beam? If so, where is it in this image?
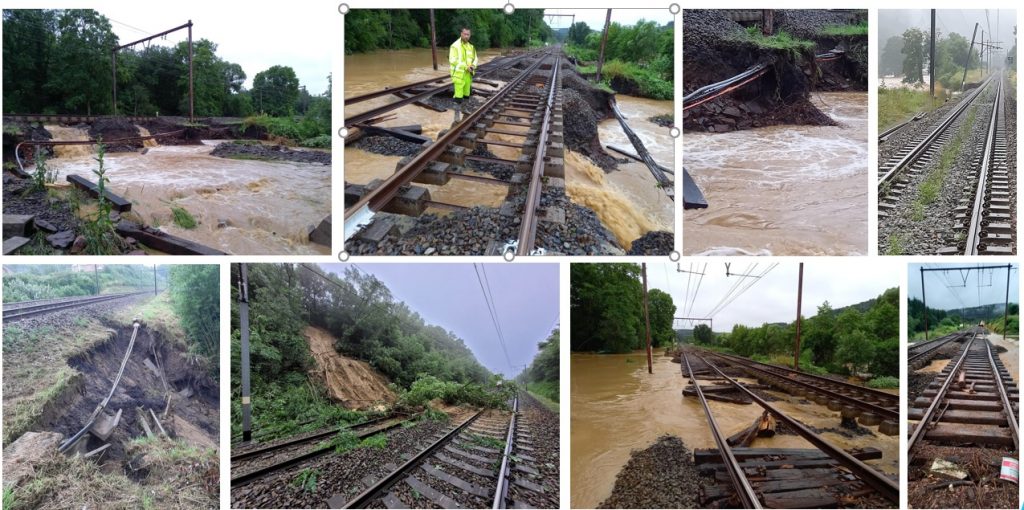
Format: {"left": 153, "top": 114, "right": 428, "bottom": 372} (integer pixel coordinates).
{"left": 149, "top": 408, "right": 168, "bottom": 437}
{"left": 136, "top": 408, "right": 154, "bottom": 438}
{"left": 115, "top": 220, "right": 226, "bottom": 255}
{"left": 3, "top": 236, "right": 30, "bottom": 255}
{"left": 82, "top": 443, "right": 111, "bottom": 459}
{"left": 66, "top": 175, "right": 132, "bottom": 212}
{"left": 353, "top": 124, "right": 431, "bottom": 145}
{"left": 3, "top": 214, "right": 35, "bottom": 238}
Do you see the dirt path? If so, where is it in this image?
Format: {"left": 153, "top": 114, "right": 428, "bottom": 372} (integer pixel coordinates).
{"left": 305, "top": 326, "right": 395, "bottom": 408}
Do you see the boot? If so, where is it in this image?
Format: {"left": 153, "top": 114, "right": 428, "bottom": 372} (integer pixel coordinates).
{"left": 452, "top": 102, "right": 462, "bottom": 125}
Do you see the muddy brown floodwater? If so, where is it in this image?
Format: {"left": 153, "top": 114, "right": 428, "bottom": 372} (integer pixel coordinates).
{"left": 684, "top": 92, "right": 868, "bottom": 255}
{"left": 567, "top": 95, "right": 674, "bottom": 249}
{"left": 40, "top": 128, "right": 330, "bottom": 255}
{"left": 571, "top": 350, "right": 898, "bottom": 508}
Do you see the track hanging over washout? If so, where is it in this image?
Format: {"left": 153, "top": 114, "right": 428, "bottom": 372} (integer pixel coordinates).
{"left": 683, "top": 9, "right": 868, "bottom": 133}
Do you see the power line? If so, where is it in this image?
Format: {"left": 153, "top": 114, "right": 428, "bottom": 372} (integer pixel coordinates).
{"left": 686, "top": 263, "right": 708, "bottom": 317}
{"left": 472, "top": 264, "right": 514, "bottom": 373}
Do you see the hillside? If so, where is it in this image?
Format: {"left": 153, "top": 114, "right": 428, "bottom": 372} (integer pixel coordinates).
{"left": 304, "top": 326, "right": 395, "bottom": 409}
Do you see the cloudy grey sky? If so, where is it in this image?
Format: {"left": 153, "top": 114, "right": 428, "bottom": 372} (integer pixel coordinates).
{"left": 104, "top": 5, "right": 331, "bottom": 94}
{"left": 908, "top": 263, "right": 1019, "bottom": 311}
{"left": 879, "top": 9, "right": 1016, "bottom": 58}
{"left": 317, "top": 263, "right": 559, "bottom": 378}
{"left": 643, "top": 261, "right": 899, "bottom": 332}
{"left": 543, "top": 8, "right": 673, "bottom": 31}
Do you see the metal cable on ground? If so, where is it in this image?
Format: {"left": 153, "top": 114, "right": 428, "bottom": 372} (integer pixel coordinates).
{"left": 15, "top": 129, "right": 185, "bottom": 175}
{"left": 59, "top": 320, "right": 141, "bottom": 453}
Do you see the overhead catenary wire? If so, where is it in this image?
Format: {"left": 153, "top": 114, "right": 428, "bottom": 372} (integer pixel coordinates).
{"left": 472, "top": 263, "right": 515, "bottom": 374}
{"left": 685, "top": 263, "right": 708, "bottom": 318}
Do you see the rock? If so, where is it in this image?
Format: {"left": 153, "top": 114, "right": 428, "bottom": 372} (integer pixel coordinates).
{"left": 713, "top": 124, "right": 732, "bottom": 132}
{"left": 69, "top": 235, "right": 87, "bottom": 254}
{"left": 125, "top": 236, "right": 138, "bottom": 246}
{"left": 217, "top": 219, "right": 230, "bottom": 229}
{"left": 722, "top": 106, "right": 742, "bottom": 117}
{"left": 424, "top": 247, "right": 436, "bottom": 255}
{"left": 3, "top": 431, "right": 63, "bottom": 489}
{"left": 34, "top": 218, "right": 57, "bottom": 233}
{"left": 46, "top": 230, "right": 75, "bottom": 249}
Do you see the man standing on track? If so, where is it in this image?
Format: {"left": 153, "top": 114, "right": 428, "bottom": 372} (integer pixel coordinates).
{"left": 449, "top": 26, "right": 478, "bottom": 125}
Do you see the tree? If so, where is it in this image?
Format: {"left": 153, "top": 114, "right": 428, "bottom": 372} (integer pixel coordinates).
{"left": 169, "top": 265, "right": 220, "bottom": 371}
{"left": 647, "top": 288, "right": 676, "bottom": 347}
{"left": 570, "top": 263, "right": 643, "bottom": 353}
{"left": 252, "top": 65, "right": 300, "bottom": 116}
{"left": 879, "top": 35, "right": 904, "bottom": 76}
{"left": 901, "top": 28, "right": 927, "bottom": 84}
{"left": 693, "top": 324, "right": 713, "bottom": 345}
{"left": 45, "top": 9, "right": 118, "bottom": 115}
{"left": 835, "top": 329, "right": 875, "bottom": 375}
{"left": 567, "top": 21, "right": 591, "bottom": 46}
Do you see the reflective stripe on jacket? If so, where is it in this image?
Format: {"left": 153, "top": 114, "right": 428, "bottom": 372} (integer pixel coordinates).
{"left": 449, "top": 39, "right": 478, "bottom": 79}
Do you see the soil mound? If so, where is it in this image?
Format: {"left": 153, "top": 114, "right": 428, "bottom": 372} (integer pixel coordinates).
{"left": 210, "top": 141, "right": 331, "bottom": 165}
{"left": 88, "top": 118, "right": 141, "bottom": 152}
{"left": 305, "top": 326, "right": 396, "bottom": 408}
{"left": 598, "top": 435, "right": 712, "bottom": 508}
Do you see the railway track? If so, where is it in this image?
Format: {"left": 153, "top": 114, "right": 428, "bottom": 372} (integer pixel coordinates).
{"left": 704, "top": 351, "right": 899, "bottom": 434}
{"left": 683, "top": 351, "right": 899, "bottom": 508}
{"left": 2, "top": 291, "right": 150, "bottom": 323}
{"left": 344, "top": 50, "right": 564, "bottom": 256}
{"left": 878, "top": 73, "right": 1014, "bottom": 255}
{"left": 908, "top": 330, "right": 971, "bottom": 369}
{"left": 339, "top": 396, "right": 545, "bottom": 509}
{"left": 230, "top": 414, "right": 410, "bottom": 486}
{"left": 909, "top": 329, "right": 1018, "bottom": 452}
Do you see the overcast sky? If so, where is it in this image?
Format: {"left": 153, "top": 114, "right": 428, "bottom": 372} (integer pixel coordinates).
{"left": 908, "top": 263, "right": 1019, "bottom": 310}
{"left": 642, "top": 261, "right": 898, "bottom": 332}
{"left": 103, "top": 5, "right": 331, "bottom": 94}
{"left": 317, "top": 263, "right": 559, "bottom": 378}
{"left": 879, "top": 9, "right": 1017, "bottom": 56}
{"left": 543, "top": 8, "right": 673, "bottom": 31}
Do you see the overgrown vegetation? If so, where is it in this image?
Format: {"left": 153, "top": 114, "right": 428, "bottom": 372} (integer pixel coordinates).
{"left": 168, "top": 265, "right": 220, "bottom": 368}
{"left": 170, "top": 205, "right": 197, "bottom": 229}
{"left": 344, "top": 9, "right": 552, "bottom": 54}
{"left": 570, "top": 263, "right": 676, "bottom": 353}
{"left": 518, "top": 328, "right": 559, "bottom": 403}
{"left": 78, "top": 142, "right": 120, "bottom": 255}
{"left": 735, "top": 26, "right": 814, "bottom": 54}
{"left": 867, "top": 376, "right": 899, "bottom": 389}
{"left": 229, "top": 264, "right": 502, "bottom": 442}
{"left": 695, "top": 288, "right": 900, "bottom": 379}
{"left": 563, "top": 19, "right": 673, "bottom": 100}
{"left": 877, "top": 87, "right": 940, "bottom": 130}
{"left": 909, "top": 297, "right": 1019, "bottom": 340}
{"left": 820, "top": 21, "right": 868, "bottom": 37}
{"left": 882, "top": 27, "right": 983, "bottom": 89}
{"left": 293, "top": 468, "right": 320, "bottom": 494}
{"left": 2, "top": 264, "right": 163, "bottom": 302}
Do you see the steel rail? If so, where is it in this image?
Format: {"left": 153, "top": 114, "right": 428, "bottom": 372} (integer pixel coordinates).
{"left": 492, "top": 396, "right": 518, "bottom": 509}
{"left": 344, "top": 51, "right": 540, "bottom": 127}
{"left": 684, "top": 352, "right": 761, "bottom": 509}
{"left": 515, "top": 54, "right": 560, "bottom": 256}
{"left": 985, "top": 337, "right": 1019, "bottom": 451}
{"left": 878, "top": 112, "right": 925, "bottom": 142}
{"left": 709, "top": 351, "right": 900, "bottom": 408}
{"left": 698, "top": 353, "right": 899, "bottom": 504}
{"left": 2, "top": 291, "right": 141, "bottom": 311}
{"left": 59, "top": 320, "right": 141, "bottom": 453}
{"left": 907, "top": 332, "right": 977, "bottom": 453}
{"left": 341, "top": 410, "right": 485, "bottom": 508}
{"left": 345, "top": 50, "right": 552, "bottom": 229}
{"left": 964, "top": 74, "right": 1003, "bottom": 255}
{"left": 14, "top": 129, "right": 185, "bottom": 176}
{"left": 3, "top": 292, "right": 149, "bottom": 323}
{"left": 683, "top": 63, "right": 770, "bottom": 111}
{"left": 908, "top": 331, "right": 967, "bottom": 365}
{"left": 230, "top": 416, "right": 410, "bottom": 487}
{"left": 229, "top": 414, "right": 401, "bottom": 462}
{"left": 878, "top": 75, "right": 993, "bottom": 191}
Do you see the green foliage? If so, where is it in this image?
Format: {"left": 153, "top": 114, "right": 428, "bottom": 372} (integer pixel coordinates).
{"left": 877, "top": 87, "right": 939, "bottom": 131}
{"left": 422, "top": 405, "right": 449, "bottom": 422}
{"left": 300, "top": 134, "right": 331, "bottom": 148}
{"left": 866, "top": 376, "right": 899, "bottom": 389}
{"left": 168, "top": 265, "right": 219, "bottom": 365}
{"left": 566, "top": 21, "right": 591, "bottom": 46}
{"left": 4, "top": 487, "right": 15, "bottom": 508}
{"left": 736, "top": 27, "right": 814, "bottom": 53}
{"left": 519, "top": 328, "right": 559, "bottom": 400}
{"left": 242, "top": 113, "right": 331, "bottom": 146}
{"left": 901, "top": 28, "right": 927, "bottom": 84}
{"left": 29, "top": 150, "right": 56, "bottom": 193}
{"left": 465, "top": 432, "right": 504, "bottom": 451}
{"left": 820, "top": 21, "right": 868, "bottom": 37}
{"left": 563, "top": 19, "right": 673, "bottom": 99}
{"left": 292, "top": 468, "right": 320, "bottom": 494}
{"left": 322, "top": 429, "right": 360, "bottom": 454}
{"left": 835, "top": 329, "right": 875, "bottom": 374}
{"left": 252, "top": 65, "right": 300, "bottom": 116}
{"left": 360, "top": 433, "right": 388, "bottom": 449}
{"left": 343, "top": 9, "right": 552, "bottom": 54}
{"left": 692, "top": 324, "right": 714, "bottom": 345}
{"left": 395, "top": 375, "right": 513, "bottom": 410}
{"left": 526, "top": 380, "right": 559, "bottom": 403}
{"left": 570, "top": 263, "right": 644, "bottom": 353}
{"left": 77, "top": 141, "right": 119, "bottom": 255}
{"left": 170, "top": 206, "right": 197, "bottom": 229}
{"left": 879, "top": 35, "right": 905, "bottom": 76}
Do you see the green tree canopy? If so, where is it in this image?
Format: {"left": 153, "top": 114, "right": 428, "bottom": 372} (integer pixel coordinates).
{"left": 252, "top": 65, "right": 300, "bottom": 116}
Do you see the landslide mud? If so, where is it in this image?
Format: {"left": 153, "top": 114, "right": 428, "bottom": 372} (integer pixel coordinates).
{"left": 305, "top": 326, "right": 396, "bottom": 409}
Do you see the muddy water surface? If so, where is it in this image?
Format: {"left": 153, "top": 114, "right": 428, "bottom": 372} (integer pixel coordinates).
{"left": 571, "top": 350, "right": 898, "bottom": 508}
{"left": 684, "top": 92, "right": 868, "bottom": 255}
{"left": 42, "top": 138, "right": 330, "bottom": 255}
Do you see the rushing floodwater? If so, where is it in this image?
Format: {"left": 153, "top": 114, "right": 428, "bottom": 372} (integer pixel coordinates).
{"left": 571, "top": 350, "right": 898, "bottom": 508}
{"left": 344, "top": 48, "right": 673, "bottom": 251}
{"left": 683, "top": 92, "right": 868, "bottom": 255}
{"left": 39, "top": 129, "right": 331, "bottom": 255}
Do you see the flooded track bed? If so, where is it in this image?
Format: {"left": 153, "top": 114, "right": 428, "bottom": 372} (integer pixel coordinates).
{"left": 40, "top": 138, "right": 331, "bottom": 255}
{"left": 684, "top": 92, "right": 868, "bottom": 256}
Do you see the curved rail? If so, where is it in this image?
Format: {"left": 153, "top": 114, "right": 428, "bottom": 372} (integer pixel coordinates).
{"left": 59, "top": 320, "right": 141, "bottom": 453}
{"left": 698, "top": 353, "right": 900, "bottom": 504}
{"left": 683, "top": 62, "right": 771, "bottom": 111}
{"left": 3, "top": 292, "right": 150, "bottom": 323}
{"left": 683, "top": 352, "right": 761, "bottom": 508}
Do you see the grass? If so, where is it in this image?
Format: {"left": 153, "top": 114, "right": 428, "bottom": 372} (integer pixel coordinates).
{"left": 320, "top": 429, "right": 361, "bottom": 454}
{"left": 884, "top": 233, "right": 907, "bottom": 256}
{"left": 987, "top": 314, "right": 1020, "bottom": 337}
{"left": 866, "top": 376, "right": 899, "bottom": 389}
{"left": 910, "top": 105, "right": 977, "bottom": 218}
{"left": 170, "top": 205, "right": 197, "bottom": 229}
{"left": 736, "top": 26, "right": 814, "bottom": 53}
{"left": 465, "top": 432, "right": 505, "bottom": 451}
{"left": 820, "top": 21, "right": 868, "bottom": 37}
{"left": 360, "top": 433, "right": 388, "bottom": 449}
{"left": 526, "top": 388, "right": 559, "bottom": 413}
{"left": 878, "top": 87, "right": 942, "bottom": 132}
{"left": 598, "top": 59, "right": 673, "bottom": 100}
{"left": 293, "top": 468, "right": 320, "bottom": 494}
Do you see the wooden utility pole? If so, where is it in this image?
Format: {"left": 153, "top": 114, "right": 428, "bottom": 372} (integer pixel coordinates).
{"left": 762, "top": 10, "right": 774, "bottom": 36}
{"left": 921, "top": 267, "right": 928, "bottom": 341}
{"left": 239, "top": 263, "right": 252, "bottom": 442}
{"left": 596, "top": 9, "right": 612, "bottom": 82}
{"left": 188, "top": 20, "right": 194, "bottom": 121}
{"left": 929, "top": 9, "right": 936, "bottom": 98}
{"left": 1004, "top": 264, "right": 1011, "bottom": 341}
{"left": 793, "top": 263, "right": 804, "bottom": 369}
{"left": 642, "top": 263, "right": 653, "bottom": 375}
{"left": 429, "top": 10, "right": 438, "bottom": 70}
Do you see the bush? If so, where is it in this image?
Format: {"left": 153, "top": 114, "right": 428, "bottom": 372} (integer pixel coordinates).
{"left": 395, "top": 375, "right": 514, "bottom": 411}
{"left": 169, "top": 265, "right": 220, "bottom": 365}
{"left": 300, "top": 135, "right": 331, "bottom": 148}
{"left": 866, "top": 376, "right": 899, "bottom": 389}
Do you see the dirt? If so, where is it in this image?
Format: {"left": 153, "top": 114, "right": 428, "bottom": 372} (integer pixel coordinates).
{"left": 561, "top": 72, "right": 620, "bottom": 170}
{"left": 909, "top": 444, "right": 1018, "bottom": 509}
{"left": 682, "top": 9, "right": 861, "bottom": 133}
{"left": 598, "top": 435, "right": 713, "bottom": 508}
{"left": 2, "top": 431, "right": 64, "bottom": 489}
{"left": 51, "top": 323, "right": 218, "bottom": 462}
{"left": 305, "top": 326, "right": 396, "bottom": 409}
{"left": 210, "top": 142, "right": 331, "bottom": 165}
{"left": 88, "top": 118, "right": 143, "bottom": 152}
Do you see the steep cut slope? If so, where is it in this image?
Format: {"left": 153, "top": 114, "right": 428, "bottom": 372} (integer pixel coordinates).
{"left": 304, "top": 326, "right": 396, "bottom": 408}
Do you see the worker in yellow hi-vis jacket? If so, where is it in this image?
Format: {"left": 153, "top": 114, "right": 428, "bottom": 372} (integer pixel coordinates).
{"left": 449, "top": 27, "right": 478, "bottom": 125}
